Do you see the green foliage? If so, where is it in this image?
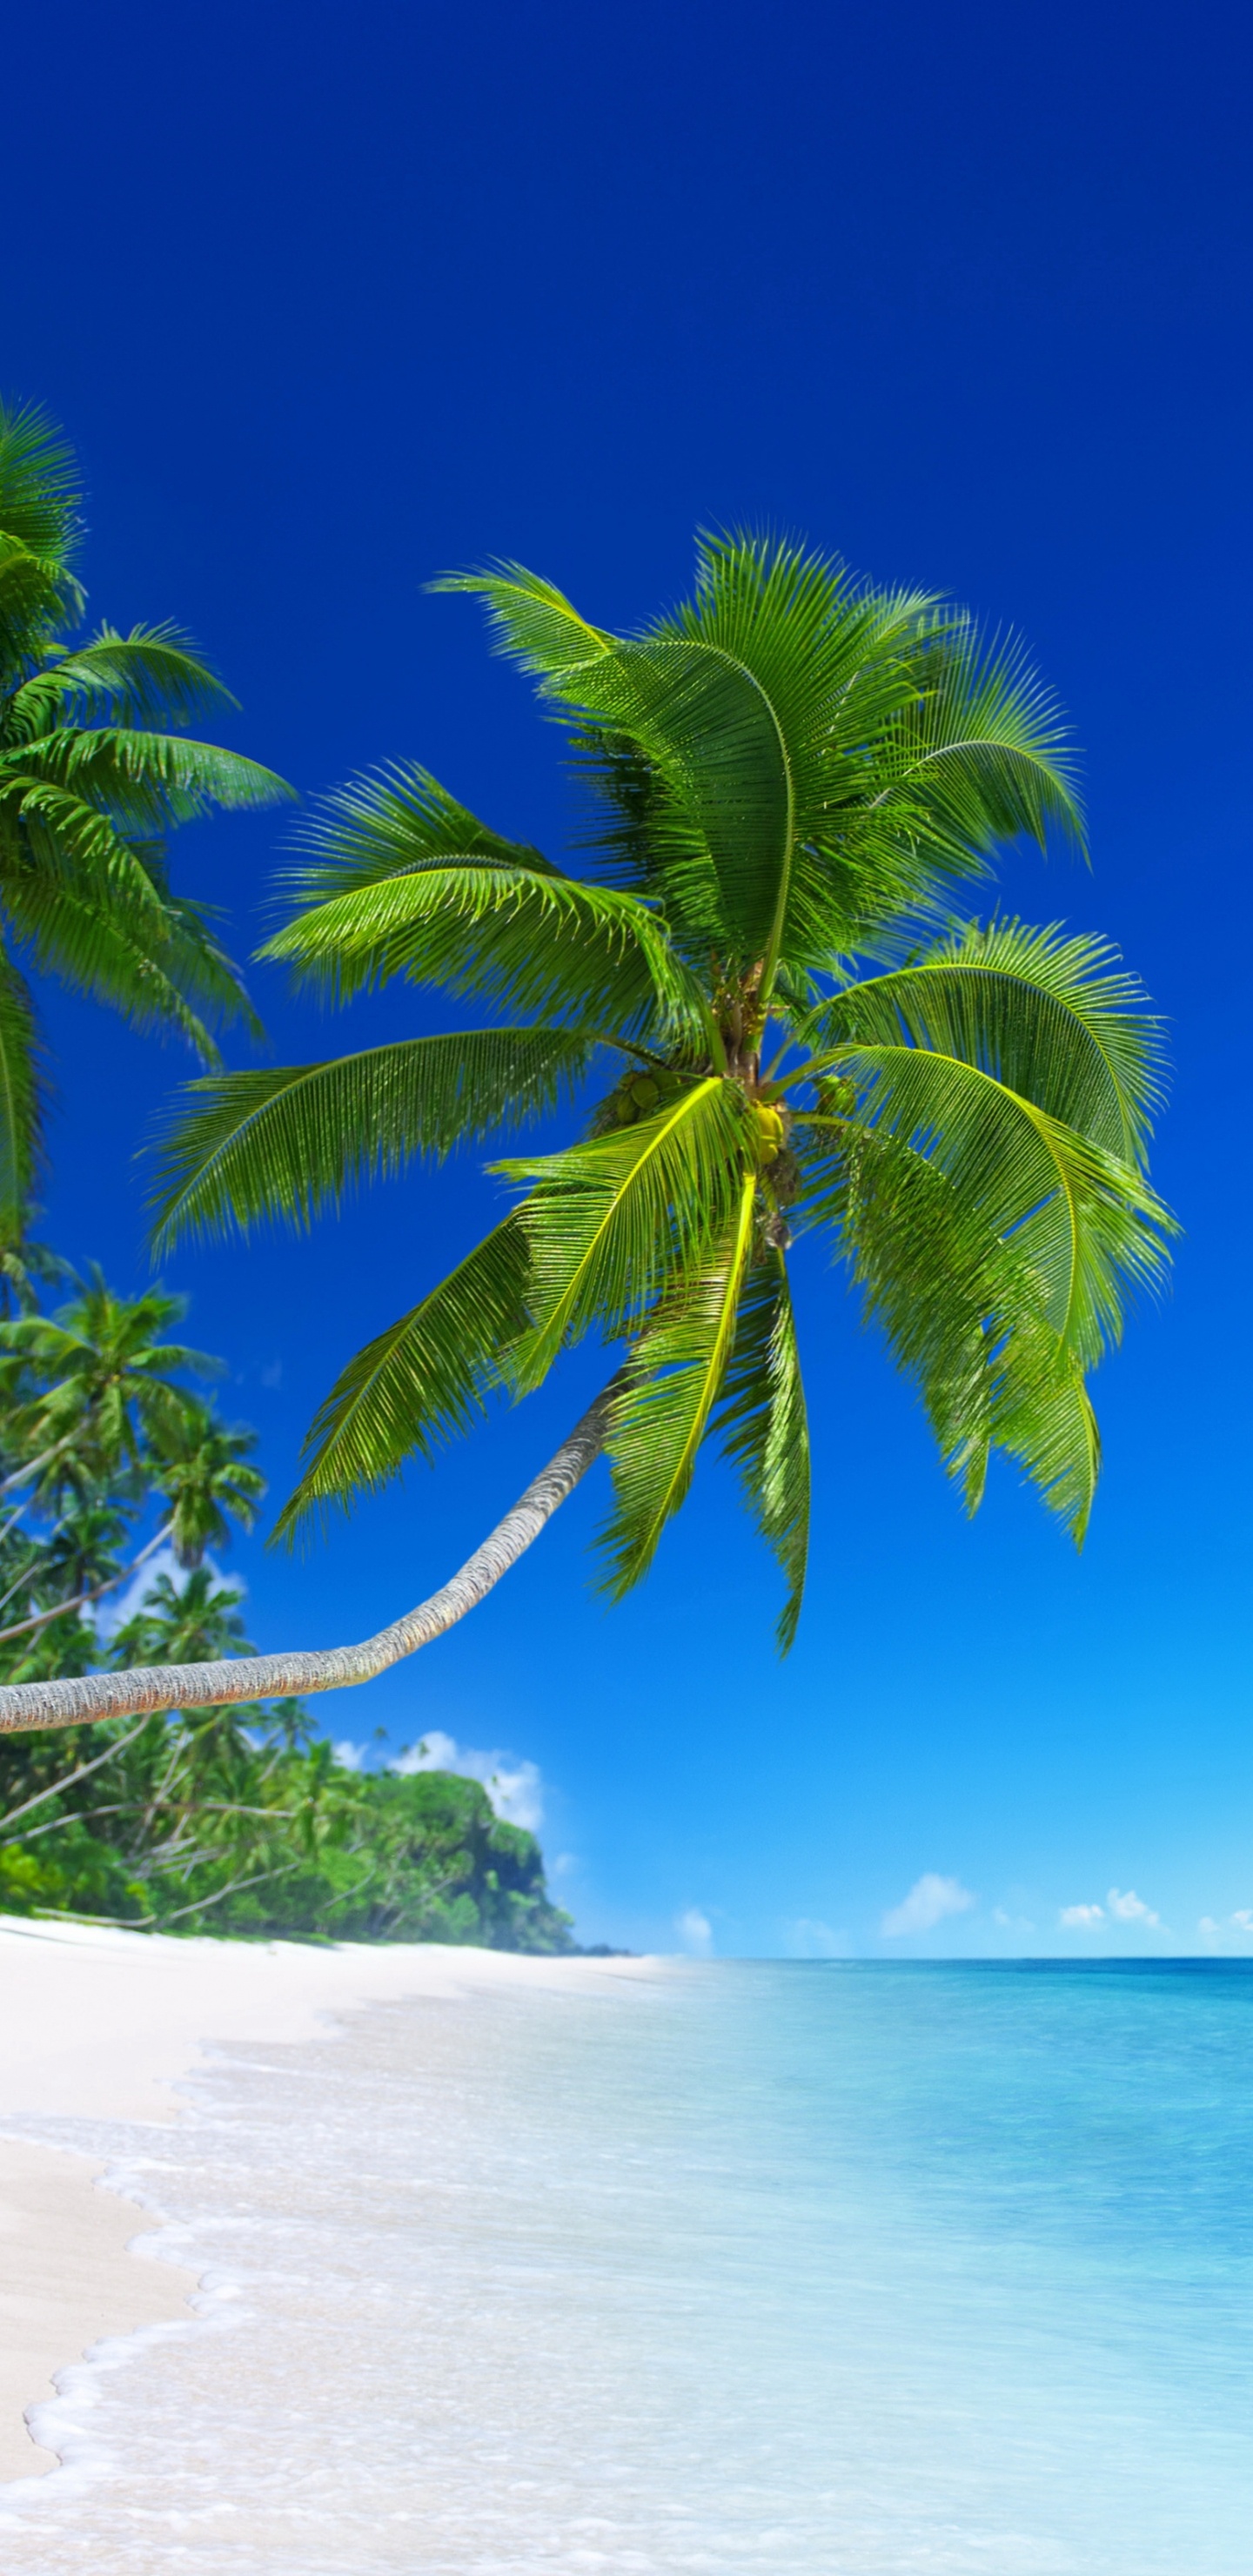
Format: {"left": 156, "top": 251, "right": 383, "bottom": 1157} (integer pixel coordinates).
{"left": 155, "top": 532, "right": 1172, "bottom": 1645}
{"left": 0, "top": 398, "right": 291, "bottom": 1236}
{"left": 0, "top": 1258, "right": 573, "bottom": 1949}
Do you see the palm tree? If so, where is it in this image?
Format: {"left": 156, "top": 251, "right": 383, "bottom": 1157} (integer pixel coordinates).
{"left": 147, "top": 1401, "right": 266, "bottom": 1569}
{"left": 0, "top": 398, "right": 291, "bottom": 1231}
{"left": 0, "top": 534, "right": 1173, "bottom": 1733}
{"left": 0, "top": 1269, "right": 219, "bottom": 1502}
{"left": 111, "top": 1566, "right": 251, "bottom": 1668}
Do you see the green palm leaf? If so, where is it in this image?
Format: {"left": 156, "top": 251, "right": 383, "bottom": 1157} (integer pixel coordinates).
{"left": 0, "top": 943, "right": 43, "bottom": 1227}
{"left": 600, "top": 1173, "right": 758, "bottom": 1594}
{"left": 429, "top": 561, "right": 614, "bottom": 680}
{"left": 2, "top": 727, "right": 292, "bottom": 828}
{"left": 797, "top": 1117, "right": 1103, "bottom": 1539}
{"left": 9, "top": 623, "right": 240, "bottom": 735}
{"left": 804, "top": 1043, "right": 1172, "bottom": 1362}
{"left": 714, "top": 1249, "right": 811, "bottom": 1650}
{"left": 151, "top": 1028, "right": 600, "bottom": 1249}
{"left": 4, "top": 874, "right": 254, "bottom": 1064}
{"left": 808, "top": 918, "right": 1164, "bottom": 1164}
{"left": 265, "top": 762, "right": 701, "bottom": 1037}
{"left": 499, "top": 1076, "right": 754, "bottom": 1385}
{"left": 275, "top": 1212, "right": 533, "bottom": 1541}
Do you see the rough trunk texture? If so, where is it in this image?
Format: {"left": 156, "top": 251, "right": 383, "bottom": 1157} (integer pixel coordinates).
{"left": 0, "top": 1384, "right": 615, "bottom": 1736}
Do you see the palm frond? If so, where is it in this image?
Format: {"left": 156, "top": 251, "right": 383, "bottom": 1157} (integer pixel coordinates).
{"left": 150, "top": 1028, "right": 600, "bottom": 1249}
{"left": 10, "top": 625, "right": 241, "bottom": 734}
{"left": 0, "top": 943, "right": 44, "bottom": 1228}
{"left": 714, "top": 1247, "right": 811, "bottom": 1648}
{"left": 265, "top": 764, "right": 700, "bottom": 1036}
{"left": 0, "top": 401, "right": 82, "bottom": 584}
{"left": 429, "top": 562, "right": 613, "bottom": 679}
{"left": 807, "top": 918, "right": 1165, "bottom": 1165}
{"left": 274, "top": 1213, "right": 533, "bottom": 1543}
{"left": 885, "top": 615, "right": 1085, "bottom": 860}
{"left": 804, "top": 1043, "right": 1173, "bottom": 1365}
{"left": 796, "top": 1117, "right": 1105, "bottom": 1541}
{"left": 499, "top": 1075, "right": 754, "bottom": 1384}
{"left": 599, "top": 1174, "right": 757, "bottom": 1595}
{"left": 3, "top": 875, "right": 256, "bottom": 1065}
{"left": 0, "top": 728, "right": 292, "bottom": 827}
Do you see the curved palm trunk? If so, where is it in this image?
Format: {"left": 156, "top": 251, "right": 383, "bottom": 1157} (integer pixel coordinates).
{"left": 0, "top": 1383, "right": 616, "bottom": 1735}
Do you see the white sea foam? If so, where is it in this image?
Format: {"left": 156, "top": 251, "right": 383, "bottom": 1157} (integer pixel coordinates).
{"left": 2, "top": 1961, "right": 1252, "bottom": 2572}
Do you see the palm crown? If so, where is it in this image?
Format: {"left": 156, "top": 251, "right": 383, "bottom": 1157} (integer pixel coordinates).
{"left": 155, "top": 535, "right": 1172, "bottom": 1649}
{"left": 0, "top": 399, "right": 291, "bottom": 1234}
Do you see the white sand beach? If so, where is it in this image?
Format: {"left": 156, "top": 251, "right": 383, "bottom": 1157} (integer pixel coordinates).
{"left": 0, "top": 1918, "right": 643, "bottom": 2485}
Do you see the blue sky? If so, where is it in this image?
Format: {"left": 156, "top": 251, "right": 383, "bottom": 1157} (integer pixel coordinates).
{"left": 3, "top": 0, "right": 1250, "bottom": 1955}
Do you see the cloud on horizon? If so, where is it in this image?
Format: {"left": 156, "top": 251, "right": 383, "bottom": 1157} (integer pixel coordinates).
{"left": 1060, "top": 1888, "right": 1163, "bottom": 1932}
{"left": 881, "top": 1874, "right": 976, "bottom": 1938}
{"left": 675, "top": 1907, "right": 714, "bottom": 1956}
{"left": 787, "top": 1917, "right": 850, "bottom": 1959}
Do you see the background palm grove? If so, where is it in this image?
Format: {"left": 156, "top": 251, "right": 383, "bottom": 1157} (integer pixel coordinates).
{"left": 0, "top": 0, "right": 1247, "bottom": 1955}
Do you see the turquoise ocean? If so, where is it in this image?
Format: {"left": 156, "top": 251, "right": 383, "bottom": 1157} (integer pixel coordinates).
{"left": 3, "top": 1958, "right": 1252, "bottom": 2572}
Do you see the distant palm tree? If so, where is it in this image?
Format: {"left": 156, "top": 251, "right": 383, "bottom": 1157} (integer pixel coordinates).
{"left": 111, "top": 1566, "right": 251, "bottom": 1669}
{"left": 0, "top": 1270, "right": 218, "bottom": 1503}
{"left": 0, "top": 535, "right": 1173, "bottom": 1732}
{"left": 148, "top": 1401, "right": 266, "bottom": 1568}
{"left": 0, "top": 398, "right": 291, "bottom": 1230}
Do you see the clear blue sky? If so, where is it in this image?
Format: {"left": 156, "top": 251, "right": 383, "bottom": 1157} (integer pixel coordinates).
{"left": 3, "top": 0, "right": 1250, "bottom": 1955}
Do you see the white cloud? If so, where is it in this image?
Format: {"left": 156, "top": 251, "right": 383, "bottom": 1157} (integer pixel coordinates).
{"left": 1106, "top": 1886, "right": 1162, "bottom": 1927}
{"left": 97, "top": 1546, "right": 237, "bottom": 1640}
{"left": 332, "top": 1740, "right": 366, "bottom": 1772}
{"left": 1060, "top": 1902, "right": 1106, "bottom": 1929}
{"left": 881, "top": 1873, "right": 976, "bottom": 1938}
{"left": 390, "top": 1728, "right": 544, "bottom": 1831}
{"left": 675, "top": 1907, "right": 714, "bottom": 1956}
{"left": 993, "top": 1908, "right": 1035, "bottom": 1932}
{"left": 1230, "top": 1909, "right": 1253, "bottom": 1935}
{"left": 787, "top": 1918, "right": 849, "bottom": 1958}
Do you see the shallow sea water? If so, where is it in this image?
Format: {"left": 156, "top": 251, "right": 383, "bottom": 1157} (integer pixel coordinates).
{"left": 2, "top": 1959, "right": 1252, "bottom": 2573}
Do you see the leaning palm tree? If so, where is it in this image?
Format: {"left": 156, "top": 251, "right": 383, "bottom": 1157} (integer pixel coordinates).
{"left": 0, "top": 398, "right": 291, "bottom": 1228}
{"left": 0, "top": 534, "right": 1173, "bottom": 1732}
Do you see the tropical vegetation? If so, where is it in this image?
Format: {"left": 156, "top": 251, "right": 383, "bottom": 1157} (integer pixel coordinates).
{"left": 0, "top": 397, "right": 289, "bottom": 1242}
{"left": 0, "top": 1265, "right": 573, "bottom": 1946}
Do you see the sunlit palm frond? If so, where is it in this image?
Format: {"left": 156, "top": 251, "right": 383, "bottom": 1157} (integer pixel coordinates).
{"left": 151, "top": 1028, "right": 600, "bottom": 1249}
{"left": 797, "top": 1117, "right": 1104, "bottom": 1540}
{"left": 428, "top": 562, "right": 613, "bottom": 680}
{"left": 808, "top": 917, "right": 1164, "bottom": 1165}
{"left": 9, "top": 625, "right": 240, "bottom": 735}
{"left": 599, "top": 1173, "right": 758, "bottom": 1595}
{"left": 803, "top": 1041, "right": 1172, "bottom": 1365}
{"left": 714, "top": 1248, "right": 811, "bottom": 1647}
{"left": 265, "top": 762, "right": 701, "bottom": 1038}
{"left": 499, "top": 1077, "right": 754, "bottom": 1385}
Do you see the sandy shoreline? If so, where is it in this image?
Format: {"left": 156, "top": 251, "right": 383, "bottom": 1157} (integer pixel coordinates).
{"left": 0, "top": 1915, "right": 647, "bottom": 2484}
